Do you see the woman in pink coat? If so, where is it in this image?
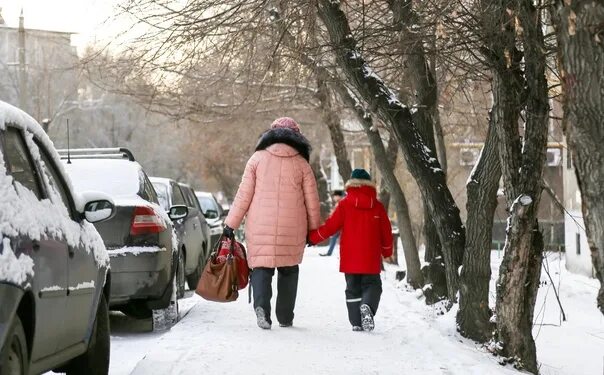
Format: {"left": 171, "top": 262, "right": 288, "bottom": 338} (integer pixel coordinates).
{"left": 224, "top": 117, "right": 321, "bottom": 329}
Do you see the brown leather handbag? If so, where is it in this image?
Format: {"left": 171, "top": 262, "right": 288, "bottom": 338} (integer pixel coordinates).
{"left": 195, "top": 237, "right": 240, "bottom": 302}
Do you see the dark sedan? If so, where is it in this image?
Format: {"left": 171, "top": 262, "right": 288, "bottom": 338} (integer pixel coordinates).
{"left": 62, "top": 149, "right": 184, "bottom": 330}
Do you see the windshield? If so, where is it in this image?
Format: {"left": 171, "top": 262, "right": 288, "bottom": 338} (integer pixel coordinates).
{"left": 63, "top": 159, "right": 141, "bottom": 197}
{"left": 197, "top": 196, "right": 216, "bottom": 213}
{"left": 152, "top": 182, "right": 170, "bottom": 211}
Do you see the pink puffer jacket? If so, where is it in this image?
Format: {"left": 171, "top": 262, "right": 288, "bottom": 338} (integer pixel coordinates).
{"left": 225, "top": 129, "right": 321, "bottom": 268}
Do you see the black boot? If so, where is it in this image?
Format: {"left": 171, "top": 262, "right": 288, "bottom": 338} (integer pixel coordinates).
{"left": 255, "top": 307, "right": 271, "bottom": 330}
{"left": 251, "top": 268, "right": 274, "bottom": 329}
{"left": 360, "top": 304, "right": 375, "bottom": 332}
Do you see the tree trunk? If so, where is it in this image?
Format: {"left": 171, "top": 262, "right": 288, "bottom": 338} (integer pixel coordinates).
{"left": 487, "top": 0, "right": 549, "bottom": 371}
{"left": 388, "top": 0, "right": 448, "bottom": 301}
{"left": 316, "top": 72, "right": 353, "bottom": 183}
{"left": 421, "top": 203, "right": 448, "bottom": 303}
{"left": 379, "top": 135, "right": 398, "bottom": 265}
{"left": 433, "top": 111, "right": 447, "bottom": 176}
{"left": 457, "top": 113, "right": 501, "bottom": 342}
{"left": 552, "top": 0, "right": 604, "bottom": 314}
{"left": 333, "top": 83, "right": 424, "bottom": 288}
{"left": 311, "top": 155, "right": 331, "bottom": 221}
{"left": 378, "top": 134, "right": 398, "bottom": 211}
{"left": 317, "top": 1, "right": 464, "bottom": 303}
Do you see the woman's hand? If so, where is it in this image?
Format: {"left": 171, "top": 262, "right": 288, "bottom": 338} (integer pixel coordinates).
{"left": 223, "top": 225, "right": 235, "bottom": 239}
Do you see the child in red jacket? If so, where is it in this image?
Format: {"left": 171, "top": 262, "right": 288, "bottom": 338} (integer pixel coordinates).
{"left": 309, "top": 169, "right": 393, "bottom": 331}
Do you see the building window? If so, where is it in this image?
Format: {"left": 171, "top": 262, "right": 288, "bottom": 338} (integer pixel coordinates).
{"left": 567, "top": 149, "right": 573, "bottom": 169}
{"left": 576, "top": 233, "right": 581, "bottom": 255}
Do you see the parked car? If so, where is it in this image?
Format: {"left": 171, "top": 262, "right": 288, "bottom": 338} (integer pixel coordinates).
{"left": 195, "top": 191, "right": 227, "bottom": 248}
{"left": 60, "top": 148, "right": 184, "bottom": 330}
{"left": 179, "top": 183, "right": 212, "bottom": 278}
{"left": 0, "top": 101, "right": 114, "bottom": 375}
{"left": 150, "top": 178, "right": 210, "bottom": 291}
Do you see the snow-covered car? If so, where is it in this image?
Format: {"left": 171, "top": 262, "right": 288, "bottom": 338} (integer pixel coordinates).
{"left": 150, "top": 178, "right": 210, "bottom": 292}
{"left": 0, "top": 101, "right": 114, "bottom": 375}
{"left": 195, "top": 191, "right": 227, "bottom": 248}
{"left": 60, "top": 148, "right": 184, "bottom": 330}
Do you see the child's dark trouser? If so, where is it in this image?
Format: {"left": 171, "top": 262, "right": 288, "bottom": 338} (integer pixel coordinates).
{"left": 345, "top": 274, "right": 382, "bottom": 327}
{"left": 251, "top": 266, "right": 299, "bottom": 325}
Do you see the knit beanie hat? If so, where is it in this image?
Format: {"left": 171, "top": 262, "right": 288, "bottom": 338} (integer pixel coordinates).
{"left": 270, "top": 117, "right": 301, "bottom": 133}
{"left": 350, "top": 168, "right": 371, "bottom": 181}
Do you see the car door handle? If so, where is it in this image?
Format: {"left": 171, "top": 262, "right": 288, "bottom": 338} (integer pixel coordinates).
{"left": 68, "top": 246, "right": 75, "bottom": 258}
{"left": 32, "top": 240, "right": 40, "bottom": 252}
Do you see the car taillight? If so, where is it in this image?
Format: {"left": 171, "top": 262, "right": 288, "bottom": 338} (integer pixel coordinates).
{"left": 130, "top": 206, "right": 166, "bottom": 235}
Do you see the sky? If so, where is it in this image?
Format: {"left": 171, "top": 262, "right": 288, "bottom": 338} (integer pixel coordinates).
{"left": 0, "top": 0, "right": 121, "bottom": 52}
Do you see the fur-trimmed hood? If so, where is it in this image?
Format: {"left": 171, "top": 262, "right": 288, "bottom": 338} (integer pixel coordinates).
{"left": 344, "top": 179, "right": 377, "bottom": 209}
{"left": 345, "top": 178, "right": 376, "bottom": 189}
{"left": 255, "top": 128, "right": 311, "bottom": 161}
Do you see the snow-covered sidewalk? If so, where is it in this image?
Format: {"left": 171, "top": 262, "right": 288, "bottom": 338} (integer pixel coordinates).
{"left": 124, "top": 249, "right": 520, "bottom": 375}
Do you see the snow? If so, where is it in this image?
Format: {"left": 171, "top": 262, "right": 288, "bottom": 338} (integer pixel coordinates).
{"left": 41, "top": 285, "right": 63, "bottom": 292}
{"left": 64, "top": 162, "right": 174, "bottom": 247}
{"left": 0, "top": 101, "right": 109, "bottom": 268}
{"left": 348, "top": 51, "right": 362, "bottom": 59}
{"left": 1, "top": 101, "right": 88, "bottom": 212}
{"left": 72, "top": 280, "right": 95, "bottom": 290}
{"left": 491, "top": 252, "right": 602, "bottom": 374}
{"left": 43, "top": 247, "right": 603, "bottom": 375}
{"left": 361, "top": 66, "right": 406, "bottom": 108}
{"left": 109, "top": 246, "right": 166, "bottom": 256}
{"left": 0, "top": 237, "right": 34, "bottom": 285}
{"left": 519, "top": 195, "right": 533, "bottom": 206}
{"left": 64, "top": 159, "right": 142, "bottom": 198}
{"left": 466, "top": 146, "right": 485, "bottom": 185}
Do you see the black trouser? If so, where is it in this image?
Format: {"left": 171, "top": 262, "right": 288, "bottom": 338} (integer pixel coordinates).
{"left": 345, "top": 274, "right": 382, "bottom": 327}
{"left": 251, "top": 266, "right": 299, "bottom": 325}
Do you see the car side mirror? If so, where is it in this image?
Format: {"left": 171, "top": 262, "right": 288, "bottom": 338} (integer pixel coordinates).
{"left": 204, "top": 209, "right": 219, "bottom": 219}
{"left": 169, "top": 205, "right": 189, "bottom": 221}
{"left": 84, "top": 200, "right": 115, "bottom": 223}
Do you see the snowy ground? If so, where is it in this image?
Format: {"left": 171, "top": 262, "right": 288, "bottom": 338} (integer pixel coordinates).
{"left": 54, "top": 247, "right": 603, "bottom": 375}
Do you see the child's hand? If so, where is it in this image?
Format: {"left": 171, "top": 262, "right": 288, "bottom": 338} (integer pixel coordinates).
{"left": 306, "top": 236, "right": 314, "bottom": 246}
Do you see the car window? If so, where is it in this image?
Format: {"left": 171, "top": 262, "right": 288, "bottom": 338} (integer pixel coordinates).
{"left": 191, "top": 191, "right": 204, "bottom": 212}
{"left": 213, "top": 195, "right": 223, "bottom": 216}
{"left": 142, "top": 174, "right": 159, "bottom": 205}
{"left": 182, "top": 187, "right": 196, "bottom": 209}
{"left": 38, "top": 142, "right": 74, "bottom": 217}
{"left": 3, "top": 127, "right": 42, "bottom": 199}
{"left": 198, "top": 196, "right": 214, "bottom": 213}
{"left": 152, "top": 182, "right": 170, "bottom": 211}
{"left": 171, "top": 183, "right": 186, "bottom": 206}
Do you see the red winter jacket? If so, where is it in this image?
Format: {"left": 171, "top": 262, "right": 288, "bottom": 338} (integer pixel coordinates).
{"left": 309, "top": 179, "right": 393, "bottom": 274}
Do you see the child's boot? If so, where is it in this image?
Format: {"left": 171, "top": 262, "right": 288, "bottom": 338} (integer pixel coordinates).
{"left": 360, "top": 304, "right": 375, "bottom": 331}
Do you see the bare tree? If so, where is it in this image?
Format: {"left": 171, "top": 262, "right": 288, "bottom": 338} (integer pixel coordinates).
{"left": 316, "top": 0, "right": 465, "bottom": 303}
{"left": 551, "top": 0, "right": 604, "bottom": 315}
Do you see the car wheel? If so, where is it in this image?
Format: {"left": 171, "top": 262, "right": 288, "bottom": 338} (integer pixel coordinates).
{"left": 0, "top": 316, "right": 28, "bottom": 375}
{"left": 65, "top": 296, "right": 110, "bottom": 375}
{"left": 177, "top": 249, "right": 186, "bottom": 298}
{"left": 186, "top": 248, "right": 205, "bottom": 290}
{"left": 152, "top": 275, "right": 179, "bottom": 331}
